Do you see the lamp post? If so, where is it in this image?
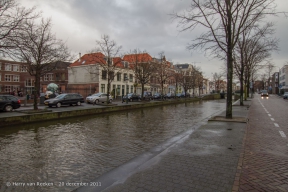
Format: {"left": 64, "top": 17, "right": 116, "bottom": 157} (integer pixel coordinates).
{"left": 125, "top": 76, "right": 128, "bottom": 104}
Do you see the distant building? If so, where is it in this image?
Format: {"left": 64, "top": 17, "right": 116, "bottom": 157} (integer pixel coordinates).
{"left": 279, "top": 65, "right": 288, "bottom": 93}
{"left": 271, "top": 72, "right": 279, "bottom": 94}
{"left": 0, "top": 60, "right": 29, "bottom": 95}
{"left": 0, "top": 59, "right": 70, "bottom": 96}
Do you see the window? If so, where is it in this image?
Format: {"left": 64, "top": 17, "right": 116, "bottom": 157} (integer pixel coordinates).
{"left": 129, "top": 74, "right": 133, "bottom": 82}
{"left": 5, "top": 75, "right": 13, "bottom": 81}
{"left": 25, "top": 79, "right": 34, "bottom": 86}
{"left": 21, "top": 66, "right": 27, "bottom": 72}
{"left": 124, "top": 73, "right": 128, "bottom": 81}
{"left": 123, "top": 61, "right": 129, "bottom": 68}
{"left": 44, "top": 74, "right": 48, "bottom": 81}
{"left": 55, "top": 74, "right": 60, "bottom": 81}
{"left": 101, "top": 84, "right": 105, "bottom": 93}
{"left": 0, "top": 63, "right": 2, "bottom": 70}
{"left": 13, "top": 75, "right": 19, "bottom": 82}
{"left": 117, "top": 73, "right": 121, "bottom": 81}
{"left": 12, "top": 65, "right": 19, "bottom": 72}
{"left": 44, "top": 74, "right": 53, "bottom": 81}
{"left": 5, "top": 64, "right": 11, "bottom": 71}
{"left": 102, "top": 70, "right": 107, "bottom": 80}
{"left": 131, "top": 85, "right": 133, "bottom": 93}
{"left": 62, "top": 73, "right": 65, "bottom": 81}
{"left": 49, "top": 74, "right": 53, "bottom": 81}
{"left": 5, "top": 85, "right": 12, "bottom": 93}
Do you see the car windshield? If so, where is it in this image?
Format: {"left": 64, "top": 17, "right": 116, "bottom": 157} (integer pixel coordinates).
{"left": 91, "top": 93, "right": 102, "bottom": 97}
{"left": 262, "top": 90, "right": 267, "bottom": 93}
{"left": 55, "top": 94, "right": 66, "bottom": 99}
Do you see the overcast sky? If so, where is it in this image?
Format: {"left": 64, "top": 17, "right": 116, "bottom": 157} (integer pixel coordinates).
{"left": 18, "top": 0, "right": 288, "bottom": 79}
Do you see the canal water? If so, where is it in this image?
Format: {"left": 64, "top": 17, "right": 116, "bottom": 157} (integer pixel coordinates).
{"left": 0, "top": 100, "right": 225, "bottom": 192}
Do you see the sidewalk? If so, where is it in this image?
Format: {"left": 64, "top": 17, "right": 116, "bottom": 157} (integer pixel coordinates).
{"left": 75, "top": 100, "right": 251, "bottom": 192}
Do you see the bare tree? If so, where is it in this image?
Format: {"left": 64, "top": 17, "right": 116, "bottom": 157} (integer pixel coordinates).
{"left": 172, "top": 70, "right": 182, "bottom": 98}
{"left": 178, "top": 70, "right": 193, "bottom": 97}
{"left": 124, "top": 49, "right": 155, "bottom": 99}
{"left": 173, "top": 0, "right": 277, "bottom": 118}
{"left": 153, "top": 52, "right": 174, "bottom": 99}
{"left": 234, "top": 22, "right": 277, "bottom": 105}
{"left": 265, "top": 61, "right": 275, "bottom": 92}
{"left": 212, "top": 72, "right": 224, "bottom": 93}
{"left": 11, "top": 18, "right": 71, "bottom": 110}
{"left": 0, "top": 0, "right": 37, "bottom": 55}
{"left": 89, "top": 35, "right": 123, "bottom": 103}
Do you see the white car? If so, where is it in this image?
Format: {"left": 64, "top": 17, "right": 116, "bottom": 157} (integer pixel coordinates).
{"left": 86, "top": 93, "right": 112, "bottom": 104}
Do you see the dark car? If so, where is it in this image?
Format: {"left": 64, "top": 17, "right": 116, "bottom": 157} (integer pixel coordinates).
{"left": 0, "top": 95, "right": 21, "bottom": 112}
{"left": 153, "top": 93, "right": 166, "bottom": 100}
{"left": 141, "top": 91, "right": 153, "bottom": 100}
{"left": 176, "top": 92, "right": 190, "bottom": 98}
{"left": 261, "top": 90, "right": 269, "bottom": 97}
{"left": 283, "top": 92, "right": 288, "bottom": 99}
{"left": 165, "top": 92, "right": 175, "bottom": 99}
{"left": 44, "top": 93, "right": 84, "bottom": 108}
{"left": 122, "top": 93, "right": 141, "bottom": 102}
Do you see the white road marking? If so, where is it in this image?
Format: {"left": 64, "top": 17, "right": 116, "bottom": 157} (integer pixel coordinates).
{"left": 271, "top": 118, "right": 275, "bottom": 121}
{"left": 279, "top": 131, "right": 286, "bottom": 138}
{"left": 274, "top": 123, "right": 279, "bottom": 127}
{"left": 268, "top": 114, "right": 271, "bottom": 117}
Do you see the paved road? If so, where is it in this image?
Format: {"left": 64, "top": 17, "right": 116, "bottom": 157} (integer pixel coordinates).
{"left": 237, "top": 94, "right": 288, "bottom": 192}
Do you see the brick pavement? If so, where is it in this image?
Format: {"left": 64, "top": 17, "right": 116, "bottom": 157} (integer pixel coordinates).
{"left": 236, "top": 96, "right": 288, "bottom": 192}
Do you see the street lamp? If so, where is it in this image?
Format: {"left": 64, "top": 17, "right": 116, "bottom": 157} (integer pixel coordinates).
{"left": 125, "top": 76, "right": 128, "bottom": 104}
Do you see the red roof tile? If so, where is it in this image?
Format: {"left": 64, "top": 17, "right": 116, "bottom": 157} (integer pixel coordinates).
{"left": 123, "top": 53, "right": 153, "bottom": 63}
{"left": 70, "top": 52, "right": 106, "bottom": 67}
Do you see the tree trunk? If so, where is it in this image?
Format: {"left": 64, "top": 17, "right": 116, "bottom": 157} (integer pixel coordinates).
{"left": 107, "top": 79, "right": 111, "bottom": 103}
{"left": 226, "top": 1, "right": 233, "bottom": 119}
{"left": 33, "top": 74, "right": 40, "bottom": 110}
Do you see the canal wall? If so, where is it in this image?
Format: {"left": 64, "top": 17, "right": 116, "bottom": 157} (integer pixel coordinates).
{"left": 1, "top": 94, "right": 221, "bottom": 127}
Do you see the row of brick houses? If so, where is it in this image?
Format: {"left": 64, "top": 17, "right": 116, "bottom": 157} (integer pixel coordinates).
{"left": 1, "top": 52, "right": 212, "bottom": 98}
{"left": 0, "top": 59, "right": 70, "bottom": 96}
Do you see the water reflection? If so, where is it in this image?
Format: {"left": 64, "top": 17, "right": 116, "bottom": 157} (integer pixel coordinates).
{"left": 0, "top": 100, "right": 225, "bottom": 192}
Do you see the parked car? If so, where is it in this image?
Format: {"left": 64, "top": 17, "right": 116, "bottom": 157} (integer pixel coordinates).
{"left": 86, "top": 93, "right": 112, "bottom": 104}
{"left": 140, "top": 91, "right": 153, "bottom": 100}
{"left": 122, "top": 93, "right": 141, "bottom": 102}
{"left": 0, "top": 95, "right": 21, "bottom": 112}
{"left": 261, "top": 90, "right": 269, "bottom": 97}
{"left": 176, "top": 92, "right": 190, "bottom": 98}
{"left": 165, "top": 92, "right": 175, "bottom": 99}
{"left": 283, "top": 92, "right": 288, "bottom": 99}
{"left": 153, "top": 93, "right": 166, "bottom": 100}
{"left": 44, "top": 93, "right": 84, "bottom": 107}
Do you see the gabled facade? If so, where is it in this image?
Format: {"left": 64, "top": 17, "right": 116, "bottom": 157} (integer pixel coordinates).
{"left": 68, "top": 53, "right": 135, "bottom": 98}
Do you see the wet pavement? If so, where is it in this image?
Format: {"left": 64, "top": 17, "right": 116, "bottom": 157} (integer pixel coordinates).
{"left": 1, "top": 95, "right": 287, "bottom": 192}
{"left": 0, "top": 99, "right": 226, "bottom": 192}
{"left": 237, "top": 95, "right": 288, "bottom": 192}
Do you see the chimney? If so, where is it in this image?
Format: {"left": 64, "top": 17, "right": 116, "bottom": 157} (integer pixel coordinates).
{"left": 78, "top": 53, "right": 81, "bottom": 62}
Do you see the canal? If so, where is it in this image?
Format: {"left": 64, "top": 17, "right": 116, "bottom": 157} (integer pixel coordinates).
{"left": 0, "top": 100, "right": 225, "bottom": 192}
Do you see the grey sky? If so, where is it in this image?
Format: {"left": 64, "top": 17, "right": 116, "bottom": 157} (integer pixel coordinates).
{"left": 18, "top": 0, "right": 288, "bottom": 79}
